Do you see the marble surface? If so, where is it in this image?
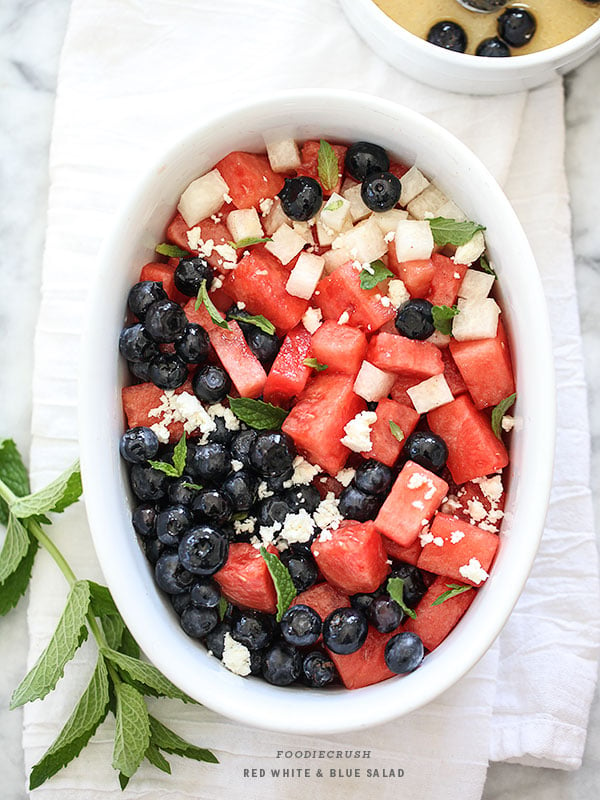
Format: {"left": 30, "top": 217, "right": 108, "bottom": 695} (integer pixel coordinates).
{"left": 0, "top": 1, "right": 598, "bottom": 798}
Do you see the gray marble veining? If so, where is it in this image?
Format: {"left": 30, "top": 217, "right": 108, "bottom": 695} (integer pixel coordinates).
{"left": 0, "top": 1, "right": 598, "bottom": 798}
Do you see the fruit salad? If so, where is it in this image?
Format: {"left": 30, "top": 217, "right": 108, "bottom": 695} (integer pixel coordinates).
{"left": 118, "top": 136, "right": 516, "bottom": 690}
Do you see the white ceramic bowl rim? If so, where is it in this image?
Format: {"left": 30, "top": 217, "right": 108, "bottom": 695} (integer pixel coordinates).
{"left": 79, "top": 89, "right": 556, "bottom": 735}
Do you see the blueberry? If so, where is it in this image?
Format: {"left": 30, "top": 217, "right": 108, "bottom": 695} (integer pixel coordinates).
{"left": 248, "top": 648, "right": 264, "bottom": 675}
{"left": 132, "top": 503, "right": 157, "bottom": 537}
{"left": 285, "top": 484, "right": 321, "bottom": 514}
{"left": 192, "top": 364, "right": 231, "bottom": 403}
{"left": 338, "top": 485, "right": 380, "bottom": 522}
{"left": 231, "top": 610, "right": 276, "bottom": 650}
{"left": 156, "top": 504, "right": 193, "bottom": 546}
{"left": 190, "top": 578, "right": 221, "bottom": 609}
{"left": 350, "top": 592, "right": 379, "bottom": 615}
{"left": 264, "top": 466, "right": 294, "bottom": 493}
{"left": 262, "top": 642, "right": 302, "bottom": 685}
{"left": 127, "top": 281, "right": 167, "bottom": 320}
{"left": 170, "top": 591, "right": 192, "bottom": 616}
{"left": 361, "top": 171, "right": 401, "bottom": 213}
{"left": 302, "top": 651, "right": 337, "bottom": 688}
{"left": 230, "top": 429, "right": 258, "bottom": 469}
{"left": 180, "top": 605, "right": 219, "bottom": 638}
{"left": 168, "top": 475, "right": 202, "bottom": 506}
{"left": 147, "top": 352, "right": 188, "bottom": 390}
{"left": 278, "top": 176, "right": 323, "bottom": 221}
{"left": 119, "top": 324, "right": 159, "bottom": 362}
{"left": 322, "top": 607, "right": 368, "bottom": 655}
{"left": 389, "top": 563, "right": 427, "bottom": 608}
{"left": 205, "top": 622, "right": 231, "bottom": 659}
{"left": 246, "top": 327, "right": 280, "bottom": 367}
{"left": 143, "top": 536, "right": 166, "bottom": 565}
{"left": 178, "top": 525, "right": 229, "bottom": 575}
{"left": 395, "top": 298, "right": 435, "bottom": 340}
{"left": 404, "top": 431, "right": 448, "bottom": 474}
{"left": 129, "top": 463, "right": 170, "bottom": 501}
{"left": 368, "top": 595, "right": 404, "bottom": 634}
{"left": 154, "top": 551, "right": 195, "bottom": 594}
{"left": 226, "top": 305, "right": 254, "bottom": 333}
{"left": 207, "top": 416, "right": 236, "bottom": 447}
{"left": 174, "top": 323, "right": 210, "bottom": 364}
{"left": 476, "top": 37, "right": 511, "bottom": 57}
{"left": 257, "top": 494, "right": 294, "bottom": 527}
{"left": 174, "top": 256, "right": 213, "bottom": 296}
{"left": 279, "top": 550, "right": 318, "bottom": 592}
{"left": 144, "top": 299, "right": 188, "bottom": 343}
{"left": 384, "top": 632, "right": 425, "bottom": 674}
{"left": 191, "top": 488, "right": 233, "bottom": 526}
{"left": 127, "top": 359, "right": 151, "bottom": 382}
{"left": 250, "top": 431, "right": 295, "bottom": 476}
{"left": 345, "top": 142, "right": 390, "bottom": 182}
{"left": 354, "top": 460, "right": 393, "bottom": 496}
{"left": 280, "top": 604, "right": 321, "bottom": 647}
{"left": 189, "top": 441, "right": 232, "bottom": 483}
{"left": 497, "top": 8, "right": 536, "bottom": 48}
{"left": 458, "top": 0, "right": 507, "bottom": 9}
{"left": 427, "top": 21, "right": 467, "bottom": 52}
{"left": 119, "top": 426, "right": 159, "bottom": 464}
{"left": 222, "top": 470, "right": 257, "bottom": 513}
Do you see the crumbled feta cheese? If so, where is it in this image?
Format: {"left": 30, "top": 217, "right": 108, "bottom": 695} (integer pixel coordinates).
{"left": 337, "top": 310, "right": 350, "bottom": 325}
{"left": 222, "top": 633, "right": 251, "bottom": 676}
{"left": 420, "top": 530, "right": 434, "bottom": 546}
{"left": 258, "top": 521, "right": 281, "bottom": 547}
{"left": 234, "top": 517, "right": 256, "bottom": 535}
{"left": 318, "top": 529, "right": 333, "bottom": 542}
{"left": 441, "top": 495, "right": 462, "bottom": 514}
{"left": 149, "top": 421, "right": 170, "bottom": 444}
{"left": 384, "top": 231, "right": 395, "bottom": 243}
{"left": 473, "top": 474, "right": 503, "bottom": 503}
{"left": 387, "top": 279, "right": 410, "bottom": 308}
{"left": 289, "top": 456, "right": 321, "bottom": 485}
{"left": 259, "top": 197, "right": 274, "bottom": 216}
{"left": 467, "top": 499, "right": 487, "bottom": 522}
{"left": 223, "top": 192, "right": 234, "bottom": 205}
{"left": 407, "top": 472, "right": 428, "bottom": 490}
{"left": 459, "top": 557, "right": 489, "bottom": 585}
{"left": 280, "top": 510, "right": 315, "bottom": 544}
{"left": 340, "top": 410, "right": 378, "bottom": 453}
{"left": 302, "top": 306, "right": 323, "bottom": 334}
{"left": 257, "top": 482, "right": 274, "bottom": 500}
{"left": 313, "top": 492, "right": 342, "bottom": 531}
{"left": 335, "top": 468, "right": 356, "bottom": 487}
{"left": 207, "top": 402, "right": 241, "bottom": 431}
{"left": 147, "top": 390, "right": 217, "bottom": 442}
{"left": 214, "top": 242, "right": 237, "bottom": 268}
{"left": 432, "top": 536, "right": 444, "bottom": 547}
{"left": 501, "top": 415, "right": 515, "bottom": 432}
{"left": 231, "top": 459, "right": 244, "bottom": 472}
{"left": 212, "top": 275, "right": 224, "bottom": 290}
{"left": 450, "top": 530, "right": 465, "bottom": 544}
{"left": 412, "top": 500, "right": 425, "bottom": 510}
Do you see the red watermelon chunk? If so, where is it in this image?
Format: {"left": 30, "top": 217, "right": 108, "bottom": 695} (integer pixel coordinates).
{"left": 389, "top": 160, "right": 410, "bottom": 180}
{"left": 165, "top": 212, "right": 233, "bottom": 271}
{"left": 121, "top": 379, "right": 193, "bottom": 443}
{"left": 263, "top": 326, "right": 312, "bottom": 407}
{"left": 387, "top": 256, "right": 435, "bottom": 298}
{"left": 311, "top": 520, "right": 390, "bottom": 595}
{"left": 449, "top": 330, "right": 515, "bottom": 410}
{"left": 441, "top": 347, "right": 468, "bottom": 397}
{"left": 363, "top": 398, "right": 419, "bottom": 467}
{"left": 310, "top": 321, "right": 367, "bottom": 375}
{"left": 297, "top": 140, "right": 347, "bottom": 196}
{"left": 166, "top": 212, "right": 191, "bottom": 252}
{"left": 215, "top": 152, "right": 284, "bottom": 209}
{"left": 281, "top": 372, "right": 366, "bottom": 475}
{"left": 223, "top": 247, "right": 308, "bottom": 333}
{"left": 451, "top": 479, "right": 506, "bottom": 530}
{"left": 426, "top": 254, "right": 468, "bottom": 307}
{"left": 417, "top": 513, "right": 499, "bottom": 585}
{"left": 292, "top": 583, "right": 350, "bottom": 619}
{"left": 327, "top": 626, "right": 398, "bottom": 689}
{"left": 184, "top": 300, "right": 267, "bottom": 399}
{"left": 390, "top": 374, "right": 419, "bottom": 406}
{"left": 314, "top": 261, "right": 396, "bottom": 333}
{"left": 382, "top": 536, "right": 422, "bottom": 566}
{"left": 367, "top": 331, "right": 444, "bottom": 379}
{"left": 427, "top": 395, "right": 509, "bottom": 485}
{"left": 403, "top": 575, "right": 476, "bottom": 651}
{"left": 214, "top": 543, "right": 277, "bottom": 614}
{"left": 374, "top": 461, "right": 449, "bottom": 547}
{"left": 139, "top": 262, "right": 187, "bottom": 306}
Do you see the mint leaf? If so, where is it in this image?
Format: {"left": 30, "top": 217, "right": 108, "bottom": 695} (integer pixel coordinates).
{"left": 491, "top": 392, "right": 517, "bottom": 439}
{"left": 148, "top": 434, "right": 187, "bottom": 478}
{"left": 0, "top": 514, "right": 30, "bottom": 584}
{"left": 145, "top": 742, "right": 171, "bottom": 774}
{"left": 229, "top": 313, "right": 276, "bottom": 335}
{"left": 386, "top": 577, "right": 417, "bottom": 620}
{"left": 0, "top": 438, "right": 31, "bottom": 524}
{"left": 149, "top": 715, "right": 218, "bottom": 764}
{"left": 428, "top": 218, "right": 486, "bottom": 247}
{"left": 147, "top": 461, "right": 179, "bottom": 477}
{"left": 0, "top": 533, "right": 37, "bottom": 616}
{"left": 112, "top": 682, "right": 150, "bottom": 781}
{"left": 360, "top": 259, "right": 393, "bottom": 290}
{"left": 182, "top": 481, "right": 203, "bottom": 491}
{"left": 102, "top": 648, "right": 195, "bottom": 703}
{"left": 303, "top": 358, "right": 328, "bottom": 371}
{"left": 431, "top": 304, "right": 460, "bottom": 336}
{"left": 228, "top": 236, "right": 272, "bottom": 250}
{"left": 195, "top": 279, "right": 230, "bottom": 330}
{"left": 11, "top": 461, "right": 82, "bottom": 519}
{"left": 101, "top": 614, "right": 126, "bottom": 651}
{"left": 479, "top": 255, "right": 497, "bottom": 278}
{"left": 318, "top": 140, "right": 339, "bottom": 193}
{"left": 228, "top": 397, "right": 288, "bottom": 430}
{"left": 324, "top": 198, "right": 343, "bottom": 212}
{"left": 155, "top": 243, "right": 189, "bottom": 258}
{"left": 260, "top": 546, "right": 296, "bottom": 622}
{"left": 11, "top": 580, "right": 90, "bottom": 708}
{"left": 431, "top": 583, "right": 473, "bottom": 607}
{"left": 389, "top": 421, "right": 404, "bottom": 443}
{"left": 88, "top": 580, "right": 119, "bottom": 617}
{"left": 29, "top": 656, "right": 110, "bottom": 790}
{"left": 218, "top": 596, "right": 228, "bottom": 620}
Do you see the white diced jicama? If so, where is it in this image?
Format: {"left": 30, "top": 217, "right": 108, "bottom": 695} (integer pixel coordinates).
{"left": 353, "top": 361, "right": 396, "bottom": 402}
{"left": 292, "top": 221, "right": 315, "bottom": 245}
{"left": 452, "top": 298, "right": 500, "bottom": 341}
{"left": 458, "top": 269, "right": 495, "bottom": 301}
{"left": 286, "top": 252, "right": 325, "bottom": 300}
{"left": 373, "top": 208, "right": 408, "bottom": 236}
{"left": 265, "top": 224, "right": 306, "bottom": 265}
{"left": 342, "top": 182, "right": 372, "bottom": 223}
{"left": 263, "top": 197, "right": 289, "bottom": 236}
{"left": 407, "top": 374, "right": 453, "bottom": 414}
{"left": 453, "top": 231, "right": 486, "bottom": 265}
{"left": 226, "top": 208, "right": 263, "bottom": 243}
{"left": 394, "top": 219, "right": 434, "bottom": 262}
{"left": 265, "top": 137, "right": 302, "bottom": 173}
{"left": 407, "top": 185, "right": 448, "bottom": 220}
{"left": 178, "top": 169, "right": 229, "bottom": 227}
{"left": 332, "top": 217, "right": 387, "bottom": 263}
{"left": 399, "top": 166, "right": 430, "bottom": 207}
{"left": 436, "top": 199, "right": 467, "bottom": 222}
{"left": 426, "top": 331, "right": 452, "bottom": 348}
{"left": 323, "top": 247, "right": 352, "bottom": 275}
{"left": 320, "top": 192, "right": 352, "bottom": 233}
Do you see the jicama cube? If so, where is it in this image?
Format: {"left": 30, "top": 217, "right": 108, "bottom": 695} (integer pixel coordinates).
{"left": 178, "top": 169, "right": 229, "bottom": 227}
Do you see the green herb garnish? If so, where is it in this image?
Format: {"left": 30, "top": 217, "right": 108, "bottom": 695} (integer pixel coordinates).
{"left": 389, "top": 421, "right": 404, "bottom": 443}
{"left": 359, "top": 259, "right": 394, "bottom": 290}
{"left": 229, "top": 313, "right": 276, "bottom": 335}
{"left": 317, "top": 140, "right": 339, "bottom": 193}
{"left": 259, "top": 546, "right": 297, "bottom": 622}
{"left": 491, "top": 392, "right": 517, "bottom": 439}
{"left": 431, "top": 583, "right": 474, "bottom": 606}
{"left": 155, "top": 243, "right": 190, "bottom": 258}
{"left": 148, "top": 434, "right": 187, "bottom": 478}
{"left": 303, "top": 358, "right": 328, "bottom": 371}
{"left": 431, "top": 304, "right": 460, "bottom": 336}
{"left": 195, "top": 279, "right": 230, "bottom": 330}
{"left": 228, "top": 236, "right": 272, "bottom": 250}
{"left": 386, "top": 577, "right": 417, "bottom": 620}
{"left": 428, "top": 218, "right": 486, "bottom": 247}
{"left": 227, "top": 397, "right": 288, "bottom": 430}
{"left": 479, "top": 254, "right": 497, "bottom": 278}
{"left": 324, "top": 198, "right": 343, "bottom": 212}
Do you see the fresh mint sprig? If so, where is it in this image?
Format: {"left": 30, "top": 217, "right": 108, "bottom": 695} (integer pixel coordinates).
{"left": 229, "top": 313, "right": 276, "bottom": 335}
{"left": 195, "top": 279, "right": 230, "bottom": 331}
{"left": 227, "top": 397, "right": 289, "bottom": 430}
{"left": 155, "top": 243, "right": 190, "bottom": 259}
{"left": 259, "top": 546, "right": 297, "bottom": 622}
{"left": 491, "top": 392, "right": 517, "bottom": 439}
{"left": 303, "top": 358, "right": 328, "bottom": 371}
{"left": 431, "top": 583, "right": 473, "bottom": 607}
{"left": 386, "top": 577, "right": 417, "bottom": 620}
{"left": 389, "top": 421, "right": 404, "bottom": 443}
{"left": 428, "top": 218, "right": 486, "bottom": 247}
{"left": 148, "top": 434, "right": 187, "bottom": 477}
{"left": 228, "top": 236, "right": 272, "bottom": 250}
{"left": 359, "top": 259, "right": 394, "bottom": 291}
{"left": 0, "top": 438, "right": 217, "bottom": 791}
{"left": 479, "top": 254, "right": 497, "bottom": 278}
{"left": 317, "top": 140, "right": 339, "bottom": 193}
{"left": 431, "top": 304, "right": 460, "bottom": 336}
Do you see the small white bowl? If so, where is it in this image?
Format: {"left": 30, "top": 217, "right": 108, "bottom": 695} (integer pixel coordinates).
{"left": 341, "top": 0, "right": 600, "bottom": 95}
{"left": 79, "top": 89, "right": 555, "bottom": 734}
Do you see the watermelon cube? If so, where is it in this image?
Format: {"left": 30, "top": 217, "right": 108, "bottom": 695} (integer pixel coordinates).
{"left": 441, "top": 347, "right": 468, "bottom": 397}
{"left": 387, "top": 256, "right": 435, "bottom": 298}
{"left": 310, "top": 320, "right": 367, "bottom": 374}
{"left": 426, "top": 254, "right": 468, "bottom": 307}
{"left": 427, "top": 395, "right": 509, "bottom": 485}
{"left": 263, "top": 326, "right": 312, "bottom": 407}
{"left": 403, "top": 575, "right": 476, "bottom": 651}
{"left": 214, "top": 543, "right": 277, "bottom": 614}
{"left": 374, "top": 461, "right": 449, "bottom": 547}
{"left": 166, "top": 212, "right": 191, "bottom": 252}
{"left": 297, "top": 140, "right": 348, "bottom": 196}
{"left": 366, "top": 331, "right": 444, "bottom": 380}
{"left": 382, "top": 536, "right": 423, "bottom": 566}
{"left": 292, "top": 582, "right": 350, "bottom": 619}
{"left": 327, "top": 626, "right": 398, "bottom": 690}
{"left": 417, "top": 513, "right": 499, "bottom": 585}
{"left": 449, "top": 330, "right": 515, "bottom": 410}
{"left": 311, "top": 520, "right": 390, "bottom": 595}
{"left": 166, "top": 212, "right": 234, "bottom": 271}
{"left": 363, "top": 398, "right": 419, "bottom": 467}
{"left": 215, "top": 152, "right": 284, "bottom": 209}
{"left": 122, "top": 380, "right": 191, "bottom": 443}
{"left": 390, "top": 374, "right": 419, "bottom": 406}
{"left": 281, "top": 372, "right": 366, "bottom": 474}
{"left": 139, "top": 262, "right": 186, "bottom": 306}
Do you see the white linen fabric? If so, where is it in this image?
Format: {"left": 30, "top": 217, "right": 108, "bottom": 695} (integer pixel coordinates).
{"left": 21, "top": 0, "right": 598, "bottom": 797}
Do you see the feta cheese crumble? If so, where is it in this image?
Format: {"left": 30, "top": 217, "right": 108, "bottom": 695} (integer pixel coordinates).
{"left": 335, "top": 467, "right": 356, "bottom": 487}
{"left": 302, "top": 306, "right": 323, "bottom": 334}
{"left": 147, "top": 391, "right": 216, "bottom": 443}
{"left": 459, "top": 558, "right": 489, "bottom": 585}
{"left": 289, "top": 456, "right": 322, "bottom": 485}
{"left": 222, "top": 633, "right": 251, "bottom": 676}
{"left": 337, "top": 310, "right": 350, "bottom": 326}
{"left": 207, "top": 402, "right": 241, "bottom": 431}
{"left": 313, "top": 492, "right": 342, "bottom": 531}
{"left": 450, "top": 530, "right": 465, "bottom": 544}
{"left": 279, "top": 510, "right": 315, "bottom": 545}
{"left": 340, "top": 410, "right": 378, "bottom": 453}
{"left": 234, "top": 517, "right": 256, "bottom": 535}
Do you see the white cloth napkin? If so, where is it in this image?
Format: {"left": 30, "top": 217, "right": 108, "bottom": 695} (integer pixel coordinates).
{"left": 21, "top": 0, "right": 598, "bottom": 797}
